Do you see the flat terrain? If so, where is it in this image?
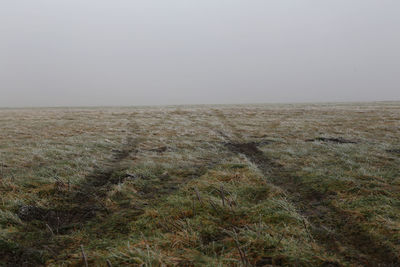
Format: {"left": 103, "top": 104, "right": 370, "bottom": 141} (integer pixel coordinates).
{"left": 0, "top": 103, "right": 399, "bottom": 266}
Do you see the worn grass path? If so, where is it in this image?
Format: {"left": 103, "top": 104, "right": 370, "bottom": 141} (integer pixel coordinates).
{"left": 213, "top": 109, "right": 400, "bottom": 267}
{"left": 2, "top": 106, "right": 399, "bottom": 266}
{"left": 2, "top": 119, "right": 222, "bottom": 266}
{"left": 2, "top": 123, "right": 140, "bottom": 266}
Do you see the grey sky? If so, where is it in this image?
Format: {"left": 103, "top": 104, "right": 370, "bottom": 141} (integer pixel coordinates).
{"left": 1, "top": 0, "right": 399, "bottom": 107}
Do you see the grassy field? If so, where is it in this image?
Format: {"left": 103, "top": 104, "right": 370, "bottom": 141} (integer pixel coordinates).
{"left": 0, "top": 102, "right": 399, "bottom": 266}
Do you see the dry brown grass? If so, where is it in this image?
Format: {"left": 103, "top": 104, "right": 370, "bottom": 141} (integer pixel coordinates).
{"left": 0, "top": 102, "right": 399, "bottom": 266}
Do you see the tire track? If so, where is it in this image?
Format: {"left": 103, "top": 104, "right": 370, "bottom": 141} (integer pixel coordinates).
{"left": 213, "top": 109, "right": 399, "bottom": 267}
{"left": 3, "top": 121, "right": 141, "bottom": 266}
{"left": 5, "top": 115, "right": 223, "bottom": 266}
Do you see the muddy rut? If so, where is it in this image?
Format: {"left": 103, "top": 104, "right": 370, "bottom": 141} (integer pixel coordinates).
{"left": 6, "top": 121, "right": 220, "bottom": 266}
{"left": 214, "top": 109, "right": 399, "bottom": 267}
{"left": 3, "top": 111, "right": 399, "bottom": 266}
{"left": 2, "top": 131, "right": 139, "bottom": 266}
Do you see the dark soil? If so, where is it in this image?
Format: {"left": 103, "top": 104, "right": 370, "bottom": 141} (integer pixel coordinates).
{"left": 224, "top": 142, "right": 278, "bottom": 173}
{"left": 149, "top": 146, "right": 168, "bottom": 153}
{"left": 306, "top": 137, "right": 357, "bottom": 144}
{"left": 386, "top": 149, "right": 400, "bottom": 154}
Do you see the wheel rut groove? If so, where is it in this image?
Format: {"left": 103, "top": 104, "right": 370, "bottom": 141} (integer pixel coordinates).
{"left": 214, "top": 109, "right": 399, "bottom": 266}
{"left": 3, "top": 134, "right": 140, "bottom": 266}
{"left": 7, "top": 122, "right": 222, "bottom": 266}
{"left": 226, "top": 141, "right": 399, "bottom": 266}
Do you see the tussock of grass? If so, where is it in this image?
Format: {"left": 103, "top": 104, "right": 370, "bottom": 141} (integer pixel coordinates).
{"left": 106, "top": 164, "right": 337, "bottom": 266}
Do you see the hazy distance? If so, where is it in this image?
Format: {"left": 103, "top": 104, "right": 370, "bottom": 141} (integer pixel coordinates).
{"left": 1, "top": 0, "right": 399, "bottom": 107}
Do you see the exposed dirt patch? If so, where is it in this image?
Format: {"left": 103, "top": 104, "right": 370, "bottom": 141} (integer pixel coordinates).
{"left": 17, "top": 205, "right": 100, "bottom": 235}
{"left": 386, "top": 148, "right": 400, "bottom": 154}
{"left": 306, "top": 137, "right": 357, "bottom": 144}
{"left": 224, "top": 142, "right": 278, "bottom": 173}
{"left": 149, "top": 146, "right": 168, "bottom": 153}
{"left": 251, "top": 139, "right": 274, "bottom": 146}
{"left": 17, "top": 205, "right": 47, "bottom": 222}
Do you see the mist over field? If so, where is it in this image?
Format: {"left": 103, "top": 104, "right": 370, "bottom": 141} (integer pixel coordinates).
{"left": 1, "top": 1, "right": 400, "bottom": 266}
{"left": 1, "top": 0, "right": 400, "bottom": 107}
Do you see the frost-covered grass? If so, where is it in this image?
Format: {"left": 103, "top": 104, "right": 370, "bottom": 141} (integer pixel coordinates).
{"left": 0, "top": 102, "right": 399, "bottom": 266}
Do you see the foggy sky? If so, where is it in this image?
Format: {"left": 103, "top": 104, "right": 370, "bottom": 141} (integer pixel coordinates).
{"left": 1, "top": 0, "right": 399, "bottom": 107}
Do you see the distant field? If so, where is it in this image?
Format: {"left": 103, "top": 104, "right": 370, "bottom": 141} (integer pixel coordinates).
{"left": 0, "top": 103, "right": 399, "bottom": 266}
